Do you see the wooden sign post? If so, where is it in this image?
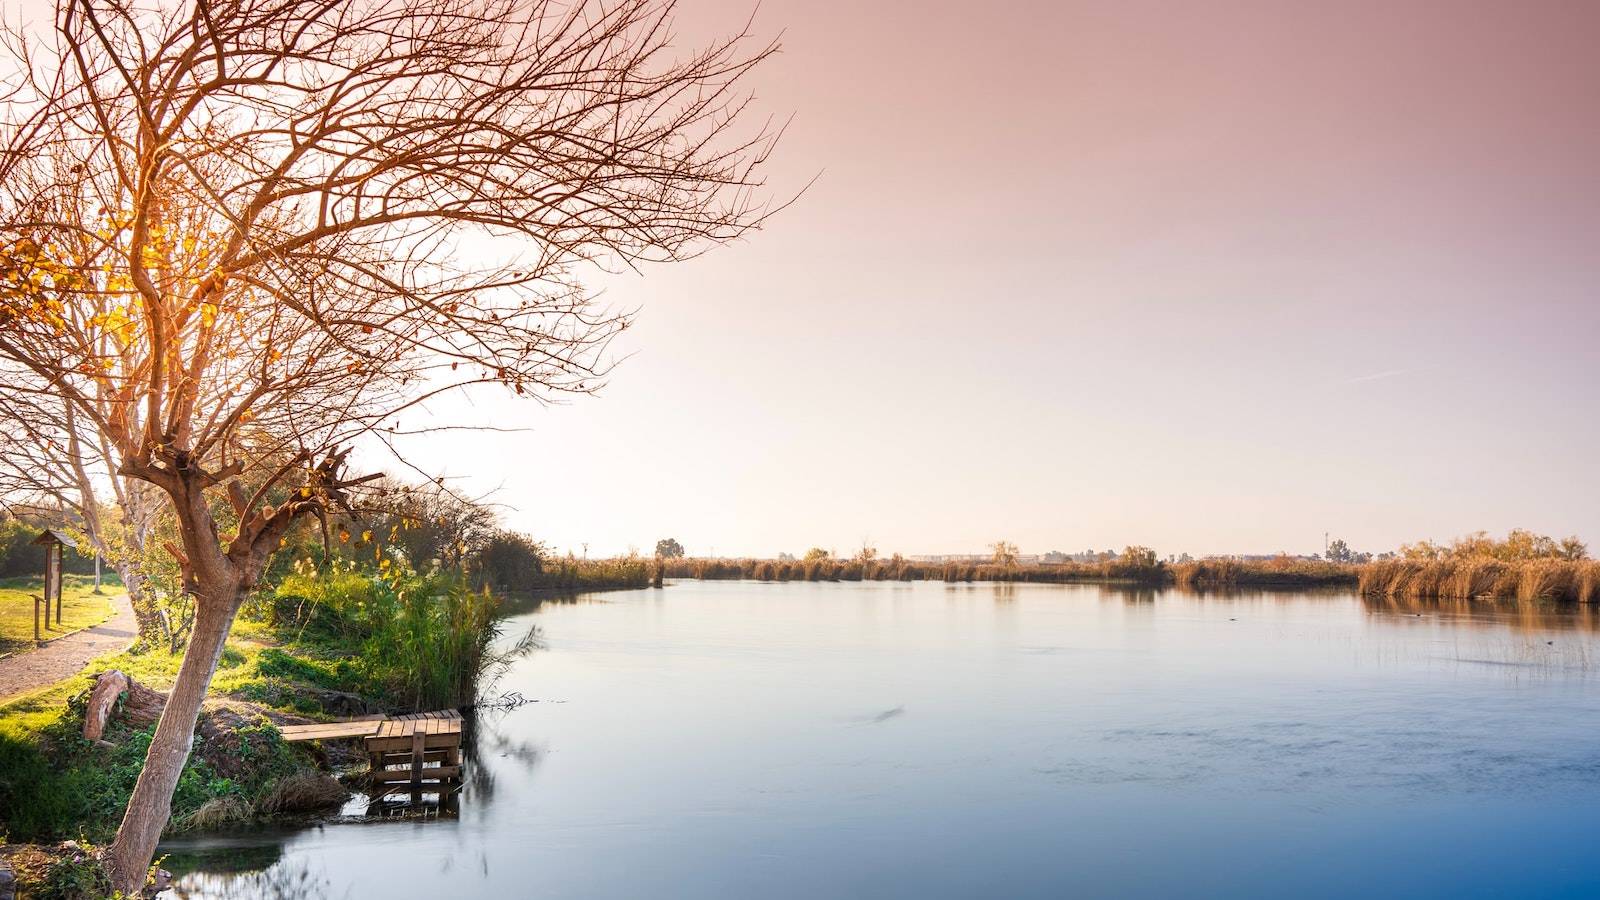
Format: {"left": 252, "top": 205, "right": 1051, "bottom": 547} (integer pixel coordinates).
{"left": 31, "top": 529, "right": 77, "bottom": 631}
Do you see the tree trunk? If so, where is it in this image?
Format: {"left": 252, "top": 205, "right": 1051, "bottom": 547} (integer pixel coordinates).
{"left": 105, "top": 590, "right": 239, "bottom": 895}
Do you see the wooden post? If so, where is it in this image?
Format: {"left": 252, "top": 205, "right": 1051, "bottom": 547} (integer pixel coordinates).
{"left": 32, "top": 594, "right": 42, "bottom": 643}
{"left": 409, "top": 729, "right": 425, "bottom": 806}
{"left": 52, "top": 545, "right": 63, "bottom": 626}
{"left": 94, "top": 553, "right": 102, "bottom": 594}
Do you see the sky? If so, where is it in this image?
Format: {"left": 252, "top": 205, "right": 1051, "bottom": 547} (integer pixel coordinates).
{"left": 391, "top": 0, "right": 1600, "bottom": 559}
{"left": 15, "top": 0, "right": 1600, "bottom": 558}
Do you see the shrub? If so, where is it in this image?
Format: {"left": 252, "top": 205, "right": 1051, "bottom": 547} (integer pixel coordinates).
{"left": 37, "top": 845, "right": 112, "bottom": 900}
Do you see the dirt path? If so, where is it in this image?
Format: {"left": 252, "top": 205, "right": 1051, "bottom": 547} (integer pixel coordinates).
{"left": 0, "top": 592, "right": 135, "bottom": 704}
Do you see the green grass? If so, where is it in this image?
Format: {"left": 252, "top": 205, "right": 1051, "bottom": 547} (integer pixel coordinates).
{"left": 0, "top": 574, "right": 121, "bottom": 655}
{"left": 0, "top": 616, "right": 331, "bottom": 843}
{"left": 268, "top": 568, "right": 512, "bottom": 711}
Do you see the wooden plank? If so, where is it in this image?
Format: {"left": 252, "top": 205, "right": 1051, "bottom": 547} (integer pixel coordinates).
{"left": 374, "top": 749, "right": 453, "bottom": 765}
{"left": 364, "top": 733, "right": 461, "bottom": 753}
{"left": 278, "top": 721, "right": 381, "bottom": 742}
{"left": 371, "top": 765, "right": 461, "bottom": 783}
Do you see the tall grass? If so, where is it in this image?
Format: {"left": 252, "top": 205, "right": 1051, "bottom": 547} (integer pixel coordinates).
{"left": 1359, "top": 557, "right": 1600, "bottom": 603}
{"left": 1171, "top": 557, "right": 1356, "bottom": 589}
{"left": 525, "top": 556, "right": 653, "bottom": 592}
{"left": 662, "top": 556, "right": 1364, "bottom": 591}
{"left": 662, "top": 556, "right": 1173, "bottom": 585}
{"left": 271, "top": 570, "right": 508, "bottom": 711}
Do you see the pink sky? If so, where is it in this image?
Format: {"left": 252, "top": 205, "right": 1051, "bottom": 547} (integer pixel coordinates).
{"left": 410, "top": 0, "right": 1600, "bottom": 558}
{"left": 19, "top": 0, "right": 1594, "bottom": 558}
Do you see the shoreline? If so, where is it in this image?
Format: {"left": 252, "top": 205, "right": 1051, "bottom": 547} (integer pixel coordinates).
{"left": 659, "top": 556, "right": 1599, "bottom": 602}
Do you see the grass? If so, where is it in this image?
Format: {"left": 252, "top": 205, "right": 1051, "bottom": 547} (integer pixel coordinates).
{"left": 525, "top": 556, "right": 653, "bottom": 592}
{"left": 665, "top": 554, "right": 1600, "bottom": 603}
{"left": 0, "top": 707, "right": 306, "bottom": 843}
{"left": 268, "top": 567, "right": 517, "bottom": 712}
{"left": 662, "top": 556, "right": 1170, "bottom": 584}
{"left": 0, "top": 574, "right": 121, "bottom": 655}
{"left": 1359, "top": 557, "right": 1600, "bottom": 602}
{"left": 1171, "top": 558, "right": 1357, "bottom": 589}
{"left": 0, "top": 617, "right": 312, "bottom": 842}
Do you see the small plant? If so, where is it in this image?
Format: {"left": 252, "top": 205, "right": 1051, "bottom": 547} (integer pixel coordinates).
{"left": 37, "top": 841, "right": 111, "bottom": 900}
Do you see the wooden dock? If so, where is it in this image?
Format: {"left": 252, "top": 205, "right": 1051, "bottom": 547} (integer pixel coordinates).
{"left": 280, "top": 709, "right": 464, "bottom": 802}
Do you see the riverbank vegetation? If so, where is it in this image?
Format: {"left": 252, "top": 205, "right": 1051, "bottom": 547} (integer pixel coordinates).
{"left": 1, "top": 619, "right": 336, "bottom": 847}
{"left": 0, "top": 564, "right": 528, "bottom": 849}
{"left": 1358, "top": 529, "right": 1596, "bottom": 603}
{"left": 663, "top": 530, "right": 1599, "bottom": 602}
{"left": 1360, "top": 557, "right": 1600, "bottom": 603}
{"left": 660, "top": 549, "right": 1361, "bottom": 590}
{"left": 1170, "top": 558, "right": 1357, "bottom": 590}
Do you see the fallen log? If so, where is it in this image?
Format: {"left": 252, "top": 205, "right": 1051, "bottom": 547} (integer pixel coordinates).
{"left": 82, "top": 670, "right": 167, "bottom": 741}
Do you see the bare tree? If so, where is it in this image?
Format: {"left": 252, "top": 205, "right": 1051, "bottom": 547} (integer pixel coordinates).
{"left": 0, "top": 0, "right": 781, "bottom": 890}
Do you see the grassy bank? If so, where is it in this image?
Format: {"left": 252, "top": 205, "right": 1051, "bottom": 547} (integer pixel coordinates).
{"left": 0, "top": 574, "right": 121, "bottom": 655}
{"left": 0, "top": 617, "right": 327, "bottom": 846}
{"left": 1359, "top": 557, "right": 1600, "bottom": 603}
{"left": 661, "top": 556, "right": 1360, "bottom": 590}
{"left": 0, "top": 568, "right": 517, "bottom": 853}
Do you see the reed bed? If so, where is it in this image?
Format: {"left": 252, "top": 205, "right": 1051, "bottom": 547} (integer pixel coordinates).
{"left": 663, "top": 557, "right": 1257, "bottom": 587}
{"left": 1171, "top": 558, "right": 1357, "bottom": 589}
{"left": 1359, "top": 557, "right": 1600, "bottom": 603}
{"left": 525, "top": 556, "right": 653, "bottom": 592}
{"left": 663, "top": 555, "right": 1600, "bottom": 602}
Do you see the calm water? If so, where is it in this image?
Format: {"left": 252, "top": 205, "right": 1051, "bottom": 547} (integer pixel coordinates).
{"left": 162, "top": 581, "right": 1600, "bottom": 898}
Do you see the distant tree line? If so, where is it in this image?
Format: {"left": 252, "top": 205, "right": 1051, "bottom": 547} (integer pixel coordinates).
{"left": 0, "top": 515, "right": 97, "bottom": 578}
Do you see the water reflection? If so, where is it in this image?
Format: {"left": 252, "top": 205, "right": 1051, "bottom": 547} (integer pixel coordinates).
{"left": 1362, "top": 593, "right": 1600, "bottom": 633}
{"left": 167, "top": 855, "right": 335, "bottom": 900}
{"left": 458, "top": 705, "right": 545, "bottom": 807}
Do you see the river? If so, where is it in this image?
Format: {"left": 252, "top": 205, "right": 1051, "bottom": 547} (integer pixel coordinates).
{"left": 160, "top": 580, "right": 1600, "bottom": 898}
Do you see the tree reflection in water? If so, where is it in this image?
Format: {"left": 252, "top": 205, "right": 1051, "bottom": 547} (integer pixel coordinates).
{"left": 165, "top": 852, "right": 334, "bottom": 900}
